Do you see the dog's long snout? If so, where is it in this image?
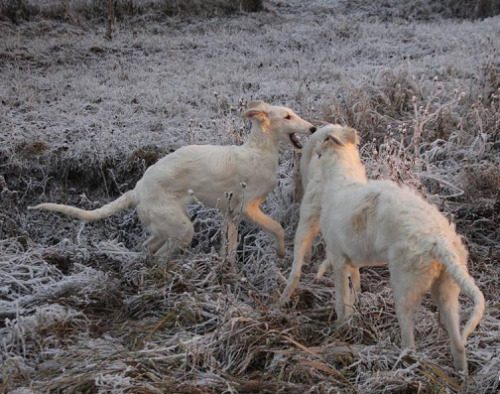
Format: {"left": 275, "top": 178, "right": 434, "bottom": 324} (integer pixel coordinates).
{"left": 310, "top": 126, "right": 317, "bottom": 133}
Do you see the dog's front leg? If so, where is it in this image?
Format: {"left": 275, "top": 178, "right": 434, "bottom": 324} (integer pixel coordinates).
{"left": 279, "top": 211, "right": 320, "bottom": 305}
{"left": 244, "top": 199, "right": 285, "bottom": 258}
{"left": 333, "top": 259, "right": 354, "bottom": 322}
{"left": 279, "top": 184, "right": 321, "bottom": 305}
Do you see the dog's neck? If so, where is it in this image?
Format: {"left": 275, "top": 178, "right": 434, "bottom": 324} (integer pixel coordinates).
{"left": 321, "top": 147, "right": 368, "bottom": 188}
{"left": 244, "top": 123, "right": 280, "bottom": 154}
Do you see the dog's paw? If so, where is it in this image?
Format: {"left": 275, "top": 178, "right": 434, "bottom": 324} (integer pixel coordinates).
{"left": 278, "top": 294, "right": 290, "bottom": 306}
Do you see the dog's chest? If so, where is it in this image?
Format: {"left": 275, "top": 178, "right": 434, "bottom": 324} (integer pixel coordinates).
{"left": 233, "top": 143, "right": 275, "bottom": 171}
{"left": 241, "top": 157, "right": 278, "bottom": 196}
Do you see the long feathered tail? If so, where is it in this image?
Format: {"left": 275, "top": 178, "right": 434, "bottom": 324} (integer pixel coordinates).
{"left": 29, "top": 191, "right": 135, "bottom": 222}
{"left": 434, "top": 239, "right": 485, "bottom": 343}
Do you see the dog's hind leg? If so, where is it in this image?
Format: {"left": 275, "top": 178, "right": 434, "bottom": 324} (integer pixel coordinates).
{"left": 431, "top": 272, "right": 467, "bottom": 371}
{"left": 141, "top": 195, "right": 194, "bottom": 259}
{"left": 154, "top": 215, "right": 194, "bottom": 258}
{"left": 143, "top": 236, "right": 164, "bottom": 254}
{"left": 389, "top": 262, "right": 437, "bottom": 349}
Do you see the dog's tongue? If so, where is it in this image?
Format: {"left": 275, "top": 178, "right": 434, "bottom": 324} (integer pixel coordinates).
{"left": 290, "top": 133, "right": 302, "bottom": 149}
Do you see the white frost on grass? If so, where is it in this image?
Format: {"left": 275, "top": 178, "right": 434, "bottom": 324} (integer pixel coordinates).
{"left": 0, "top": 1, "right": 499, "bottom": 393}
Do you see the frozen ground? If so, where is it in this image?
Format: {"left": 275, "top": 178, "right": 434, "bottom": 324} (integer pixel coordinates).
{"left": 0, "top": 1, "right": 499, "bottom": 392}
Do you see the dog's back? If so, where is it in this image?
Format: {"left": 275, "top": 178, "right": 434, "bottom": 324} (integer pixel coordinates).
{"left": 136, "top": 142, "right": 281, "bottom": 212}
{"left": 322, "top": 179, "right": 460, "bottom": 266}
{"left": 137, "top": 145, "right": 239, "bottom": 207}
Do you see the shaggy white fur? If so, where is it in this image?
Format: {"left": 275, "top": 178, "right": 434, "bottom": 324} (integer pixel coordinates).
{"left": 30, "top": 101, "right": 316, "bottom": 258}
{"left": 291, "top": 125, "right": 484, "bottom": 372}
{"left": 279, "top": 125, "right": 358, "bottom": 303}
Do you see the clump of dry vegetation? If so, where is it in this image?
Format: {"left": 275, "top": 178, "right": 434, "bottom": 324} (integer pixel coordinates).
{"left": 0, "top": 1, "right": 499, "bottom": 393}
{"left": 0, "top": 0, "right": 244, "bottom": 24}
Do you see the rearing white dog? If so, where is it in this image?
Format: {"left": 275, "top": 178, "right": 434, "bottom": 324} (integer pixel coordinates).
{"left": 30, "top": 101, "right": 316, "bottom": 258}
{"left": 279, "top": 125, "right": 351, "bottom": 304}
{"left": 302, "top": 125, "right": 484, "bottom": 371}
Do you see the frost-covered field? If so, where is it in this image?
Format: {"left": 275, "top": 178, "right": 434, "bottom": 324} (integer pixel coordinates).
{"left": 1, "top": 1, "right": 499, "bottom": 392}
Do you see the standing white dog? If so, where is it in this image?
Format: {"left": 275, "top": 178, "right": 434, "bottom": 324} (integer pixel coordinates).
{"left": 301, "top": 125, "right": 484, "bottom": 371}
{"left": 279, "top": 125, "right": 354, "bottom": 304}
{"left": 30, "top": 101, "right": 316, "bottom": 258}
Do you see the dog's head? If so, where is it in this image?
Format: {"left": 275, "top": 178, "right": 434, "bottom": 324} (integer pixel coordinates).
{"left": 315, "top": 125, "right": 360, "bottom": 158}
{"left": 242, "top": 101, "right": 316, "bottom": 149}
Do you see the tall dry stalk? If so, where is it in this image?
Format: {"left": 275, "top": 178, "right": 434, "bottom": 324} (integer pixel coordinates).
{"left": 106, "top": 0, "right": 115, "bottom": 40}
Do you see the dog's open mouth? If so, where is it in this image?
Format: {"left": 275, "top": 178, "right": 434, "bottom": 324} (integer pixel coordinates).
{"left": 289, "top": 133, "right": 302, "bottom": 149}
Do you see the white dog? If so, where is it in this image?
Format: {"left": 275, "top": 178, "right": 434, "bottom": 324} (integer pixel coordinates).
{"left": 279, "top": 125, "right": 355, "bottom": 303}
{"left": 30, "top": 101, "right": 316, "bottom": 258}
{"left": 299, "top": 125, "right": 484, "bottom": 371}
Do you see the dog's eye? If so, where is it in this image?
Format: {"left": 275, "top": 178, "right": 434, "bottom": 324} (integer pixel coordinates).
{"left": 284, "top": 114, "right": 291, "bottom": 120}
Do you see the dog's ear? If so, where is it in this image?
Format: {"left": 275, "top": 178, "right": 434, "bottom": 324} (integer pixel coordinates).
{"left": 242, "top": 108, "right": 269, "bottom": 122}
{"left": 316, "top": 133, "right": 343, "bottom": 157}
{"left": 343, "top": 127, "right": 360, "bottom": 145}
{"left": 248, "top": 100, "right": 268, "bottom": 109}
{"left": 325, "top": 134, "right": 345, "bottom": 146}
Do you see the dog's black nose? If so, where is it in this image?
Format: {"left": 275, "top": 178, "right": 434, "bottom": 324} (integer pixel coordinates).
{"left": 310, "top": 126, "right": 317, "bottom": 133}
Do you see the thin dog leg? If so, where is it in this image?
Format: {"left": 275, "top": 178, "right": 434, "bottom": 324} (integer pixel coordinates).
{"left": 317, "top": 261, "right": 360, "bottom": 286}
{"left": 244, "top": 198, "right": 285, "bottom": 258}
{"left": 146, "top": 198, "right": 194, "bottom": 259}
{"left": 143, "top": 235, "right": 164, "bottom": 254}
{"left": 316, "top": 258, "right": 330, "bottom": 279}
{"left": 280, "top": 217, "right": 320, "bottom": 304}
{"left": 155, "top": 226, "right": 194, "bottom": 258}
{"left": 333, "top": 258, "right": 356, "bottom": 322}
{"left": 280, "top": 183, "right": 321, "bottom": 304}
{"left": 316, "top": 260, "right": 359, "bottom": 312}
{"left": 431, "top": 273, "right": 467, "bottom": 371}
{"left": 345, "top": 262, "right": 358, "bottom": 317}
{"left": 389, "top": 264, "right": 435, "bottom": 349}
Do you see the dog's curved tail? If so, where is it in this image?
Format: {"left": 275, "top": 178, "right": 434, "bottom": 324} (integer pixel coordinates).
{"left": 29, "top": 191, "right": 136, "bottom": 222}
{"left": 435, "top": 239, "right": 485, "bottom": 343}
